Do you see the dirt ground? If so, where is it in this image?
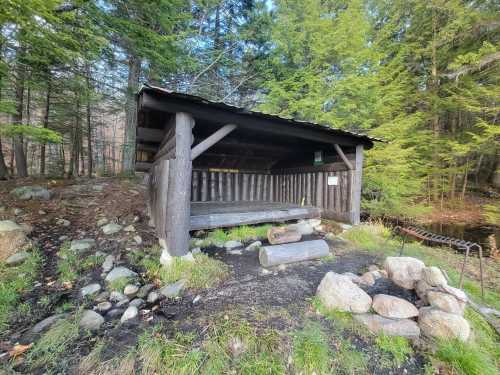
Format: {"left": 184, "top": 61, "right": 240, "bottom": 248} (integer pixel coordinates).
{"left": 0, "top": 177, "right": 430, "bottom": 374}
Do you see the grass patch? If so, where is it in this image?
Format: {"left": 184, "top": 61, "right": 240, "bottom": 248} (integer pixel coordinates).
{"left": 142, "top": 252, "right": 229, "bottom": 289}
{"left": 27, "top": 316, "right": 80, "bottom": 372}
{"left": 57, "top": 242, "right": 104, "bottom": 283}
{"left": 342, "top": 223, "right": 500, "bottom": 310}
{"left": 0, "top": 248, "right": 43, "bottom": 330}
{"left": 76, "top": 340, "right": 136, "bottom": 375}
{"left": 136, "top": 318, "right": 285, "bottom": 375}
{"left": 198, "top": 224, "right": 273, "bottom": 247}
{"left": 292, "top": 322, "right": 331, "bottom": 375}
{"left": 312, "top": 297, "right": 366, "bottom": 336}
{"left": 332, "top": 338, "right": 368, "bottom": 374}
{"left": 375, "top": 335, "right": 413, "bottom": 367}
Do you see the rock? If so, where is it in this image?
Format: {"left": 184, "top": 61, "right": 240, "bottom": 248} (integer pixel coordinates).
{"left": 193, "top": 295, "right": 201, "bottom": 304}
{"left": 245, "top": 241, "right": 262, "bottom": 251}
{"left": 124, "top": 284, "right": 139, "bottom": 297}
{"left": 109, "top": 291, "right": 128, "bottom": 302}
{"left": 124, "top": 225, "right": 135, "bottom": 232}
{"left": 191, "top": 247, "right": 201, "bottom": 255}
{"left": 94, "top": 291, "right": 110, "bottom": 303}
{"left": 13, "top": 208, "right": 23, "bottom": 215}
{"left": 224, "top": 240, "right": 243, "bottom": 250}
{"left": 133, "top": 235, "right": 142, "bottom": 245}
{"left": 97, "top": 218, "right": 108, "bottom": 227}
{"left": 438, "top": 285, "right": 468, "bottom": 303}
{"left": 121, "top": 306, "right": 138, "bottom": 323}
{"left": 101, "top": 255, "right": 115, "bottom": 273}
{"left": 228, "top": 249, "right": 242, "bottom": 255}
{"left": 308, "top": 218, "right": 322, "bottom": 229}
{"left": 427, "top": 291, "right": 465, "bottom": 315}
{"left": 80, "top": 283, "right": 101, "bottom": 298}
{"left": 415, "top": 280, "right": 432, "bottom": 304}
{"left": 107, "top": 309, "right": 125, "bottom": 319}
{"left": 38, "top": 210, "right": 47, "bottom": 215}
{"left": 372, "top": 294, "right": 419, "bottom": 319}
{"left": 79, "top": 310, "right": 104, "bottom": 331}
{"left": 69, "top": 238, "right": 96, "bottom": 253}
{"left": 105, "top": 267, "right": 137, "bottom": 283}
{"left": 19, "top": 223, "right": 33, "bottom": 234}
{"left": 95, "top": 301, "right": 112, "bottom": 312}
{"left": 384, "top": 257, "right": 425, "bottom": 289}
{"left": 130, "top": 298, "right": 145, "bottom": 308}
{"left": 102, "top": 223, "right": 123, "bottom": 235}
{"left": 342, "top": 272, "right": 361, "bottom": 283}
{"left": 419, "top": 307, "right": 470, "bottom": 342}
{"left": 368, "top": 265, "right": 379, "bottom": 272}
{"left": 325, "top": 233, "right": 336, "bottom": 241}
{"left": 5, "top": 251, "right": 30, "bottom": 266}
{"left": 137, "top": 284, "right": 155, "bottom": 299}
{"left": 0, "top": 220, "right": 29, "bottom": 261}
{"left": 354, "top": 314, "right": 420, "bottom": 339}
{"left": 316, "top": 272, "right": 372, "bottom": 313}
{"left": 359, "top": 272, "right": 376, "bottom": 286}
{"left": 59, "top": 235, "right": 68, "bottom": 241}
{"left": 147, "top": 291, "right": 160, "bottom": 304}
{"left": 288, "top": 221, "right": 314, "bottom": 236}
{"left": 56, "top": 218, "right": 71, "bottom": 227}
{"left": 159, "top": 279, "right": 186, "bottom": 298}
{"left": 422, "top": 266, "right": 447, "bottom": 287}
{"left": 116, "top": 299, "right": 129, "bottom": 308}
{"left": 11, "top": 185, "right": 51, "bottom": 200}
{"left": 32, "top": 314, "right": 66, "bottom": 334}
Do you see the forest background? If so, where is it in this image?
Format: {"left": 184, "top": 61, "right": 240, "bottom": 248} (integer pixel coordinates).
{"left": 0, "top": 0, "right": 498, "bottom": 219}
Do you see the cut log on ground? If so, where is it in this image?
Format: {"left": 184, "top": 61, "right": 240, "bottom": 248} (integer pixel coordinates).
{"left": 259, "top": 239, "right": 330, "bottom": 267}
{"left": 267, "top": 226, "right": 301, "bottom": 245}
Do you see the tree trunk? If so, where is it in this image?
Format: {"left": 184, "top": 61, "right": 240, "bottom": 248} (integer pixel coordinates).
{"left": 460, "top": 158, "right": 469, "bottom": 201}
{"left": 121, "top": 54, "right": 141, "bottom": 174}
{"left": 13, "top": 52, "right": 28, "bottom": 177}
{"left": 85, "top": 62, "right": 93, "bottom": 178}
{"left": 0, "top": 137, "right": 9, "bottom": 179}
{"left": 40, "top": 76, "right": 51, "bottom": 175}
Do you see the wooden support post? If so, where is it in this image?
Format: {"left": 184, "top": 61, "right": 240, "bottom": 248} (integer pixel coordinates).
{"left": 165, "top": 112, "right": 195, "bottom": 257}
{"left": 191, "top": 124, "right": 237, "bottom": 160}
{"left": 350, "top": 145, "right": 363, "bottom": 225}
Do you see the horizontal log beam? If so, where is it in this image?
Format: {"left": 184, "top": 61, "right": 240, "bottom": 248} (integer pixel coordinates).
{"left": 191, "top": 124, "right": 237, "bottom": 160}
{"left": 140, "top": 92, "right": 365, "bottom": 147}
{"left": 137, "top": 127, "right": 164, "bottom": 143}
{"left": 259, "top": 239, "right": 330, "bottom": 267}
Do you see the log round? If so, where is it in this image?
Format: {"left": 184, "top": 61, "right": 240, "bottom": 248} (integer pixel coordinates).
{"left": 259, "top": 239, "right": 330, "bottom": 267}
{"left": 267, "top": 226, "right": 302, "bottom": 245}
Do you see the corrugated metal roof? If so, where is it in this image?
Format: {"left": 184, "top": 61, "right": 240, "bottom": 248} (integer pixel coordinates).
{"left": 139, "top": 84, "right": 383, "bottom": 145}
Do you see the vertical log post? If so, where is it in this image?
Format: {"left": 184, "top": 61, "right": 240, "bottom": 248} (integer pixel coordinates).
{"left": 165, "top": 112, "right": 195, "bottom": 257}
{"left": 350, "top": 144, "right": 363, "bottom": 225}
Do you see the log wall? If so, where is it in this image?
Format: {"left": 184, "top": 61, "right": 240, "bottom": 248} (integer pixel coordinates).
{"left": 190, "top": 167, "right": 352, "bottom": 216}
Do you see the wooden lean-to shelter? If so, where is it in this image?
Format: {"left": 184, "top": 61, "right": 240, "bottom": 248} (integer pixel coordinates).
{"left": 135, "top": 85, "right": 377, "bottom": 256}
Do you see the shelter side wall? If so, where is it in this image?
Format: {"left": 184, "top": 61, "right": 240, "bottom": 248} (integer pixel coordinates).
{"left": 190, "top": 166, "right": 352, "bottom": 219}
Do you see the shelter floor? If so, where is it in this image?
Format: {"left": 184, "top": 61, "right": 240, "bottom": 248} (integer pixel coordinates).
{"left": 190, "top": 201, "right": 321, "bottom": 230}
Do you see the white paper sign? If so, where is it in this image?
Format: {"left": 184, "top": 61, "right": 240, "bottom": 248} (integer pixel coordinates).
{"left": 327, "top": 176, "right": 338, "bottom": 186}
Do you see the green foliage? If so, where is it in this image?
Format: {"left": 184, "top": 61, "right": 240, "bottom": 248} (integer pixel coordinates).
{"left": 292, "top": 322, "right": 331, "bottom": 375}
{"left": 435, "top": 338, "right": 497, "bottom": 375}
{"left": 26, "top": 317, "right": 80, "bottom": 371}
{"left": 0, "top": 248, "right": 43, "bottom": 330}
{"left": 57, "top": 242, "right": 104, "bottom": 283}
{"left": 0, "top": 124, "right": 62, "bottom": 144}
{"left": 483, "top": 204, "right": 500, "bottom": 226}
{"left": 142, "top": 252, "right": 229, "bottom": 289}
{"left": 200, "top": 224, "right": 272, "bottom": 247}
{"left": 107, "top": 277, "right": 133, "bottom": 292}
{"left": 375, "top": 335, "right": 413, "bottom": 367}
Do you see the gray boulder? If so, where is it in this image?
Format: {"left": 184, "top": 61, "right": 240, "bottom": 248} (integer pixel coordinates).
{"left": 224, "top": 240, "right": 243, "bottom": 250}
{"left": 0, "top": 220, "right": 29, "bottom": 262}
{"left": 11, "top": 185, "right": 51, "bottom": 200}
{"left": 137, "top": 283, "right": 155, "bottom": 299}
{"left": 316, "top": 272, "right": 372, "bottom": 313}
{"left": 69, "top": 238, "right": 96, "bottom": 253}
{"left": 95, "top": 301, "right": 112, "bottom": 313}
{"left": 427, "top": 291, "right": 465, "bottom": 315}
{"left": 419, "top": 307, "right": 470, "bottom": 342}
{"left": 102, "top": 223, "right": 123, "bottom": 235}
{"left": 101, "top": 255, "right": 115, "bottom": 273}
{"left": 384, "top": 256, "right": 425, "bottom": 289}
{"left": 422, "top": 266, "right": 447, "bottom": 287}
{"left": 288, "top": 221, "right": 314, "bottom": 235}
{"left": 32, "top": 314, "right": 67, "bottom": 334}
{"left": 354, "top": 314, "right": 420, "bottom": 338}
{"left": 109, "top": 291, "right": 128, "bottom": 302}
{"left": 79, "top": 310, "right": 105, "bottom": 331}
{"left": 245, "top": 241, "right": 262, "bottom": 251}
{"left": 159, "top": 279, "right": 187, "bottom": 298}
{"left": 120, "top": 306, "right": 138, "bottom": 323}
{"left": 124, "top": 284, "right": 139, "bottom": 298}
{"left": 5, "top": 251, "right": 30, "bottom": 266}
{"left": 80, "top": 283, "right": 101, "bottom": 298}
{"left": 105, "top": 266, "right": 137, "bottom": 283}
{"left": 130, "top": 298, "right": 145, "bottom": 308}
{"left": 147, "top": 291, "right": 160, "bottom": 304}
{"left": 415, "top": 279, "right": 432, "bottom": 304}
{"left": 372, "top": 294, "right": 419, "bottom": 319}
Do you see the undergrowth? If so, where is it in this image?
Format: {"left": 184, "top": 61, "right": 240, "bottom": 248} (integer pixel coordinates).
{"left": 0, "top": 248, "right": 43, "bottom": 330}
{"left": 292, "top": 322, "right": 331, "bottom": 374}
{"left": 375, "top": 335, "right": 413, "bottom": 367}
{"left": 57, "top": 242, "right": 104, "bottom": 283}
{"left": 194, "top": 224, "right": 272, "bottom": 247}
{"left": 142, "top": 252, "right": 229, "bottom": 289}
